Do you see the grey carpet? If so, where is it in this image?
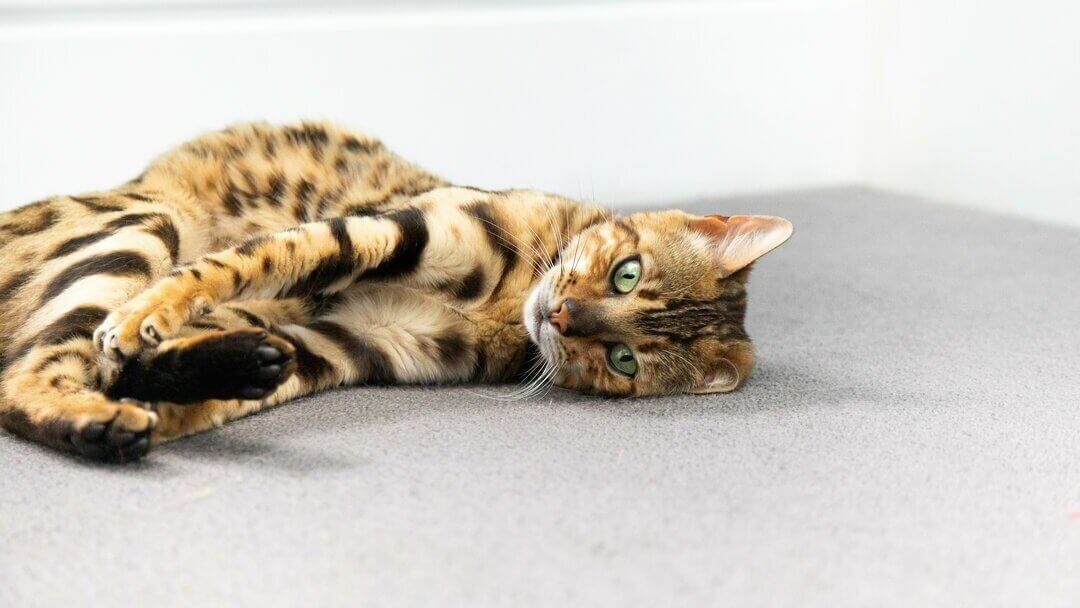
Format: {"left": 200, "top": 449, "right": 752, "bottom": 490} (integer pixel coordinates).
{"left": 2, "top": 187, "right": 1078, "bottom": 607}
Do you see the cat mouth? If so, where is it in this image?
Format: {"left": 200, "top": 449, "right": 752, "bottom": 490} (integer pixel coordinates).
{"left": 524, "top": 297, "right": 546, "bottom": 346}
{"left": 532, "top": 299, "right": 546, "bottom": 335}
{"left": 523, "top": 283, "right": 567, "bottom": 377}
{"left": 523, "top": 279, "right": 549, "bottom": 345}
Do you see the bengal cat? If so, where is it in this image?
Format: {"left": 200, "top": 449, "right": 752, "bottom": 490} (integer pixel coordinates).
{"left": 0, "top": 122, "right": 793, "bottom": 462}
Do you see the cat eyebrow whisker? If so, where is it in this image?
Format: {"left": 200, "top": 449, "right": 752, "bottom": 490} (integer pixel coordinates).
{"left": 543, "top": 201, "right": 567, "bottom": 279}
{"left": 560, "top": 204, "right": 598, "bottom": 281}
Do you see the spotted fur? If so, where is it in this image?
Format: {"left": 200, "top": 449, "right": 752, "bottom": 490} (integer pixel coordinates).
{"left": 0, "top": 121, "right": 791, "bottom": 461}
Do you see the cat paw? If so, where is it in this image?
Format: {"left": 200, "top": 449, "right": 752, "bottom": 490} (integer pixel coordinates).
{"left": 115, "top": 329, "right": 297, "bottom": 404}
{"left": 95, "top": 290, "right": 209, "bottom": 361}
{"left": 195, "top": 329, "right": 297, "bottom": 401}
{"left": 66, "top": 402, "right": 158, "bottom": 462}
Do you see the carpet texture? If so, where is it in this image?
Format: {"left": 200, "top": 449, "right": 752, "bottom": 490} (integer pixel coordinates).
{"left": 2, "top": 187, "right": 1078, "bottom": 607}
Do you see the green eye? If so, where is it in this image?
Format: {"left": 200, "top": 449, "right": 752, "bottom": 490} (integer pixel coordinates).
{"left": 608, "top": 344, "right": 637, "bottom": 376}
{"left": 611, "top": 258, "right": 642, "bottom": 294}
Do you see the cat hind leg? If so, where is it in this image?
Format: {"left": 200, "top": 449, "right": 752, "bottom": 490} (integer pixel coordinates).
{"left": 106, "top": 328, "right": 296, "bottom": 405}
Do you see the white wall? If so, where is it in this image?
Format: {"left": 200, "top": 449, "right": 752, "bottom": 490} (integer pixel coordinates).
{"left": 864, "top": 0, "right": 1080, "bottom": 227}
{"left": 0, "top": 0, "right": 867, "bottom": 209}
{"left": 2, "top": 0, "right": 1078, "bottom": 226}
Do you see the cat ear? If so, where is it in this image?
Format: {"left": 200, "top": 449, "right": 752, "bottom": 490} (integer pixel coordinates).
{"left": 689, "top": 214, "right": 794, "bottom": 278}
{"left": 688, "top": 359, "right": 741, "bottom": 394}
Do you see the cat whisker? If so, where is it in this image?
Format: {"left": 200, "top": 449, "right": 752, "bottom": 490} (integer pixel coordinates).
{"left": 567, "top": 227, "right": 596, "bottom": 280}
{"left": 467, "top": 341, "right": 555, "bottom": 402}
{"left": 469, "top": 215, "right": 550, "bottom": 277}
{"left": 543, "top": 201, "right": 566, "bottom": 276}
{"left": 466, "top": 211, "right": 550, "bottom": 268}
{"left": 517, "top": 207, "right": 556, "bottom": 271}
{"left": 505, "top": 335, "right": 565, "bottom": 401}
{"left": 517, "top": 360, "right": 557, "bottom": 400}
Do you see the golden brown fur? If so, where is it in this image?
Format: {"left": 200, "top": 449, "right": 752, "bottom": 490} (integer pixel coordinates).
{"left": 0, "top": 121, "right": 791, "bottom": 461}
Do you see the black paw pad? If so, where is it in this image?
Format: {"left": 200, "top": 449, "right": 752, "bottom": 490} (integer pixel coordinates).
{"left": 70, "top": 418, "right": 151, "bottom": 463}
{"left": 107, "top": 330, "right": 297, "bottom": 404}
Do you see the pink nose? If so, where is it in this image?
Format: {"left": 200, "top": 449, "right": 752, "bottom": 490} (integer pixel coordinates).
{"left": 548, "top": 301, "right": 570, "bottom": 334}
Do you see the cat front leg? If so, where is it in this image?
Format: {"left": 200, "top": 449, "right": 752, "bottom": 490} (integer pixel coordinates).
{"left": 96, "top": 202, "right": 509, "bottom": 362}
{"left": 112, "top": 288, "right": 481, "bottom": 441}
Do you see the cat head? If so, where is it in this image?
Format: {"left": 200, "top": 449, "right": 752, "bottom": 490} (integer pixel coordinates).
{"left": 524, "top": 211, "right": 793, "bottom": 396}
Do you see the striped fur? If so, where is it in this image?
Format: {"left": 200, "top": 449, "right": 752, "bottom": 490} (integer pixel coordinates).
{"left": 0, "top": 121, "right": 790, "bottom": 461}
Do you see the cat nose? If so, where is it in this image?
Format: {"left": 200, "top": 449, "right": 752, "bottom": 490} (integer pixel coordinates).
{"left": 548, "top": 299, "right": 572, "bottom": 334}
